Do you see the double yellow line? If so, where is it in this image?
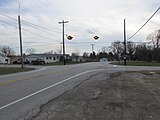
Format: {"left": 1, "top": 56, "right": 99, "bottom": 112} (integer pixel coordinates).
{"left": 0, "top": 70, "right": 63, "bottom": 86}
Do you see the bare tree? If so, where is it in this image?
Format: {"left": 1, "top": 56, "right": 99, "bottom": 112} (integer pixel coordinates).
{"left": 127, "top": 41, "right": 136, "bottom": 60}
{"left": 83, "top": 52, "right": 89, "bottom": 58}
{"left": 74, "top": 49, "right": 80, "bottom": 56}
{"left": 56, "top": 46, "right": 62, "bottom": 55}
{"left": 101, "top": 47, "right": 107, "bottom": 53}
{"left": 111, "top": 41, "right": 124, "bottom": 60}
{"left": 26, "top": 48, "right": 36, "bottom": 54}
{"left": 0, "top": 45, "right": 15, "bottom": 56}
{"left": 147, "top": 29, "right": 160, "bottom": 49}
{"left": 44, "top": 50, "right": 54, "bottom": 54}
{"left": 71, "top": 49, "right": 80, "bottom": 62}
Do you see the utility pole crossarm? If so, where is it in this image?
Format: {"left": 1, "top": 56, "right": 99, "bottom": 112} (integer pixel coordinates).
{"left": 58, "top": 21, "right": 69, "bottom": 24}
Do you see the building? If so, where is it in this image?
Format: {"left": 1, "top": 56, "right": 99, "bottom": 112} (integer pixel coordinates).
{"left": 71, "top": 56, "right": 83, "bottom": 62}
{"left": 10, "top": 56, "right": 21, "bottom": 64}
{"left": 26, "top": 54, "right": 60, "bottom": 64}
{"left": 0, "top": 53, "right": 10, "bottom": 64}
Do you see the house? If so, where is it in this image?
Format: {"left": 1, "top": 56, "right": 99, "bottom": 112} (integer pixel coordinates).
{"left": 71, "top": 56, "right": 83, "bottom": 62}
{"left": 10, "top": 56, "right": 21, "bottom": 64}
{"left": 26, "top": 54, "right": 60, "bottom": 64}
{"left": 0, "top": 53, "right": 10, "bottom": 64}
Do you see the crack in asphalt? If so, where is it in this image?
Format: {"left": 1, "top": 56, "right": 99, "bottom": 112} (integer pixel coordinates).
{"left": 17, "top": 72, "right": 101, "bottom": 120}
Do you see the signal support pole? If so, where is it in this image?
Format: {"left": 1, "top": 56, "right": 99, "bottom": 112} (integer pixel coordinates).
{"left": 124, "top": 19, "right": 127, "bottom": 66}
{"left": 91, "top": 44, "right": 94, "bottom": 53}
{"left": 18, "top": 15, "right": 24, "bottom": 68}
{"left": 58, "top": 20, "right": 68, "bottom": 65}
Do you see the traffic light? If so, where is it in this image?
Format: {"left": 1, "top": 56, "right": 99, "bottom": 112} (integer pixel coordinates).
{"left": 66, "top": 35, "right": 73, "bottom": 40}
{"left": 93, "top": 36, "right": 99, "bottom": 40}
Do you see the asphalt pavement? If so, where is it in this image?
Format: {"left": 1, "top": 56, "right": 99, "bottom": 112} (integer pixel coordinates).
{"left": 0, "top": 62, "right": 160, "bottom": 120}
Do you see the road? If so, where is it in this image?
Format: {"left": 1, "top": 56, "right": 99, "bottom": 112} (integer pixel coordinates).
{"left": 0, "top": 62, "right": 160, "bottom": 120}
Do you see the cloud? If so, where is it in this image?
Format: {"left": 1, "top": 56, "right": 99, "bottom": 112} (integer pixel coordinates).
{"left": 0, "top": 0, "right": 160, "bottom": 55}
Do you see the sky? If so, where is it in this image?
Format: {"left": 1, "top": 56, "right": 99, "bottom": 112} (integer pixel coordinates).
{"left": 0, "top": 0, "right": 160, "bottom": 55}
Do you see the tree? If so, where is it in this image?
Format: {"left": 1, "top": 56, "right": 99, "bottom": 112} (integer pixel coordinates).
{"left": 101, "top": 47, "right": 107, "bottom": 53}
{"left": 111, "top": 41, "right": 124, "bottom": 60}
{"left": 97, "top": 47, "right": 108, "bottom": 60}
{"left": 71, "top": 49, "right": 80, "bottom": 62}
{"left": 0, "top": 45, "right": 15, "bottom": 57}
{"left": 134, "top": 43, "right": 152, "bottom": 61}
{"left": 82, "top": 52, "right": 89, "bottom": 62}
{"left": 44, "top": 50, "right": 54, "bottom": 54}
{"left": 26, "top": 48, "right": 36, "bottom": 54}
{"left": 147, "top": 29, "right": 160, "bottom": 49}
{"left": 108, "top": 52, "right": 114, "bottom": 61}
{"left": 127, "top": 41, "right": 136, "bottom": 60}
{"left": 90, "top": 51, "right": 97, "bottom": 61}
{"left": 56, "top": 45, "right": 62, "bottom": 55}
{"left": 147, "top": 29, "right": 160, "bottom": 61}
{"left": 83, "top": 52, "right": 89, "bottom": 58}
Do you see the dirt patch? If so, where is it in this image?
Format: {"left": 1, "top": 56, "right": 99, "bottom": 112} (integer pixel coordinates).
{"left": 29, "top": 71, "right": 160, "bottom": 120}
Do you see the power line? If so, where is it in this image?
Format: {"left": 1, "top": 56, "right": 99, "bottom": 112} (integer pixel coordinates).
{"left": 0, "top": 12, "right": 62, "bottom": 34}
{"left": 0, "top": 19, "right": 61, "bottom": 43}
{"left": 128, "top": 6, "right": 160, "bottom": 40}
{"left": 21, "top": 29, "right": 60, "bottom": 43}
{"left": 22, "top": 22, "right": 61, "bottom": 38}
{"left": 0, "top": 19, "right": 18, "bottom": 28}
{"left": 22, "top": 20, "right": 61, "bottom": 33}
{"left": 0, "top": 12, "right": 17, "bottom": 21}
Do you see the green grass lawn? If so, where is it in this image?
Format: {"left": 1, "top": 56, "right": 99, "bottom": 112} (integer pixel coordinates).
{"left": 111, "top": 61, "right": 160, "bottom": 66}
{"left": 0, "top": 67, "right": 34, "bottom": 75}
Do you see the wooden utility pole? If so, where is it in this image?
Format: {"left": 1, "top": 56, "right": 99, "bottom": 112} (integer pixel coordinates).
{"left": 58, "top": 20, "right": 68, "bottom": 65}
{"left": 124, "top": 19, "right": 127, "bottom": 66}
{"left": 18, "top": 15, "right": 24, "bottom": 68}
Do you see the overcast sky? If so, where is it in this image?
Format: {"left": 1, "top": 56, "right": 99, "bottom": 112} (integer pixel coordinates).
{"left": 0, "top": 0, "right": 160, "bottom": 55}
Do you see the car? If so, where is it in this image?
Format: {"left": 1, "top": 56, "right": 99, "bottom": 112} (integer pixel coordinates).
{"left": 13, "top": 59, "right": 30, "bottom": 64}
{"left": 31, "top": 59, "right": 45, "bottom": 65}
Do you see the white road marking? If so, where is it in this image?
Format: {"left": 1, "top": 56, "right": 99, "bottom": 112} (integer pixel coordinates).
{"left": 0, "top": 66, "right": 49, "bottom": 79}
{"left": 0, "top": 69, "right": 106, "bottom": 110}
{"left": 113, "top": 65, "right": 117, "bottom": 67}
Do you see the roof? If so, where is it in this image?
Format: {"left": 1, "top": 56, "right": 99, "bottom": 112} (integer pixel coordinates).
{"left": 26, "top": 54, "right": 60, "bottom": 58}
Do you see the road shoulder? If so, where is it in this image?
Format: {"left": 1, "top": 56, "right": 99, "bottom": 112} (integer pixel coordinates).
{"left": 26, "top": 70, "right": 160, "bottom": 120}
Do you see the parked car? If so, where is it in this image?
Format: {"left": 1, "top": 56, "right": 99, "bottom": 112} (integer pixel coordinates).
{"left": 13, "top": 59, "right": 30, "bottom": 64}
{"left": 31, "top": 59, "right": 45, "bottom": 65}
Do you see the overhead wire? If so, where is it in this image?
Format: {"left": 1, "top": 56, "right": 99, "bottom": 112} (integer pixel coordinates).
{"left": 0, "top": 19, "right": 61, "bottom": 43}
{"left": 128, "top": 6, "right": 160, "bottom": 40}
{"left": 0, "top": 12, "right": 62, "bottom": 34}
{"left": 22, "top": 22, "right": 61, "bottom": 38}
{"left": 22, "top": 20, "right": 61, "bottom": 34}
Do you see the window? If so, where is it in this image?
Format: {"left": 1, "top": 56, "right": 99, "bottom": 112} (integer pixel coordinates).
{"left": 50, "top": 57, "right": 52, "bottom": 59}
{"left": 46, "top": 57, "right": 48, "bottom": 60}
{"left": 53, "top": 57, "right": 55, "bottom": 60}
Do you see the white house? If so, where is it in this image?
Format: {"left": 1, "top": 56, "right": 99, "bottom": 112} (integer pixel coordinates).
{"left": 26, "top": 54, "right": 60, "bottom": 64}
{"left": 0, "top": 53, "right": 10, "bottom": 64}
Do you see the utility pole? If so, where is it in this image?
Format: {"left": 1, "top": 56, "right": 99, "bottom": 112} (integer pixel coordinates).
{"left": 91, "top": 44, "right": 94, "bottom": 53}
{"left": 58, "top": 20, "right": 68, "bottom": 65}
{"left": 18, "top": 15, "right": 24, "bottom": 68}
{"left": 124, "top": 19, "right": 127, "bottom": 66}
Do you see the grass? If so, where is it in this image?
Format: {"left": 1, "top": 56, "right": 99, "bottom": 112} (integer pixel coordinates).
{"left": 111, "top": 61, "right": 160, "bottom": 66}
{"left": 0, "top": 67, "right": 34, "bottom": 75}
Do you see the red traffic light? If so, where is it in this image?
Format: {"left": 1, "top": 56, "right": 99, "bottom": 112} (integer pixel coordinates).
{"left": 93, "top": 36, "right": 99, "bottom": 40}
